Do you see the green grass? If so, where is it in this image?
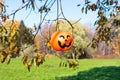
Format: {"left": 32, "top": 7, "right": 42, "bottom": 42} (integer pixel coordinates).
{"left": 0, "top": 58, "right": 120, "bottom": 80}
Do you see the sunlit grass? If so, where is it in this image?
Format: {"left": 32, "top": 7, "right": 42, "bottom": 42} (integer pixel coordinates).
{"left": 0, "top": 58, "right": 120, "bottom": 80}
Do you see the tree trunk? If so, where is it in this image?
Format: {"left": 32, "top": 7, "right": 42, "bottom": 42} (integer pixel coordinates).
{"left": 72, "top": 49, "right": 76, "bottom": 59}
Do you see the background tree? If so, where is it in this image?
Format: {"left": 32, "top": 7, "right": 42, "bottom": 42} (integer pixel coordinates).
{"left": 34, "top": 23, "right": 52, "bottom": 54}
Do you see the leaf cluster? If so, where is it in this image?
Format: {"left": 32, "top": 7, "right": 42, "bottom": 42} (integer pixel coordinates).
{"left": 89, "top": 15, "right": 120, "bottom": 48}
{"left": 79, "top": 0, "right": 120, "bottom": 48}
{"left": 22, "top": 53, "right": 45, "bottom": 71}
{"left": 0, "top": 21, "right": 34, "bottom": 65}
{"left": 59, "top": 59, "right": 79, "bottom": 70}
{"left": 80, "top": 0, "right": 119, "bottom": 16}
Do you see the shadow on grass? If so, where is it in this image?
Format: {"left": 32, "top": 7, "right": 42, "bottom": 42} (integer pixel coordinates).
{"left": 55, "top": 66, "right": 120, "bottom": 80}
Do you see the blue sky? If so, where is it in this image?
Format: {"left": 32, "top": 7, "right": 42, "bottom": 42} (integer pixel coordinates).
{"left": 5, "top": 0, "right": 98, "bottom": 30}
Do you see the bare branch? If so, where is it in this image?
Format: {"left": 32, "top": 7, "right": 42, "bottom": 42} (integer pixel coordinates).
{"left": 34, "top": 0, "right": 56, "bottom": 38}
{"left": 8, "top": 1, "right": 30, "bottom": 20}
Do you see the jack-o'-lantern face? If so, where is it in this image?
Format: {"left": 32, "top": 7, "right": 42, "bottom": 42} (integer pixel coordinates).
{"left": 50, "top": 31, "right": 74, "bottom": 51}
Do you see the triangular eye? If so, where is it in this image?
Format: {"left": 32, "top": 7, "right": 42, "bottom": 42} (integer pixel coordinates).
{"left": 67, "top": 35, "right": 70, "bottom": 38}
{"left": 60, "top": 35, "right": 65, "bottom": 39}
{"left": 58, "top": 35, "right": 65, "bottom": 41}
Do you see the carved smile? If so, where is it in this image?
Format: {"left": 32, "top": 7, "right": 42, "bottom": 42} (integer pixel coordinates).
{"left": 58, "top": 41, "right": 72, "bottom": 48}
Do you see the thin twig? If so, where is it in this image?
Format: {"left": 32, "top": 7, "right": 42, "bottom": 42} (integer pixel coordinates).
{"left": 59, "top": 0, "right": 74, "bottom": 33}
{"left": 72, "top": 18, "right": 82, "bottom": 25}
{"left": 8, "top": 1, "right": 30, "bottom": 20}
{"left": 34, "top": 0, "right": 56, "bottom": 38}
{"left": 56, "top": 0, "right": 59, "bottom": 31}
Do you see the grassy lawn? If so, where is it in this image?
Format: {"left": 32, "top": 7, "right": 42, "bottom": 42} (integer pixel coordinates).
{"left": 0, "top": 57, "right": 120, "bottom": 80}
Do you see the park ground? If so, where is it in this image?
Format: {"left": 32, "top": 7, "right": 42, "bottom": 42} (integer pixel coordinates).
{"left": 0, "top": 54, "right": 120, "bottom": 80}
